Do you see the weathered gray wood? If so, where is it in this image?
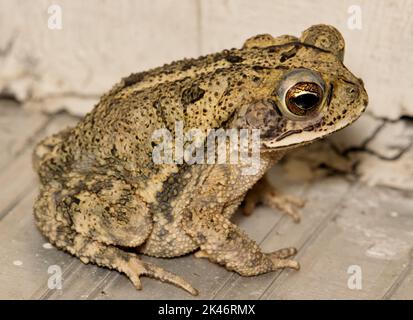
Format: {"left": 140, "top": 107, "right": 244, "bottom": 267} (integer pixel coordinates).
{"left": 0, "top": 108, "right": 80, "bottom": 299}
{"left": 0, "top": 100, "right": 48, "bottom": 169}
{"left": 0, "top": 149, "right": 39, "bottom": 219}
{"left": 387, "top": 254, "right": 413, "bottom": 300}
{"left": 0, "top": 100, "right": 49, "bottom": 218}
{"left": 0, "top": 189, "right": 74, "bottom": 299}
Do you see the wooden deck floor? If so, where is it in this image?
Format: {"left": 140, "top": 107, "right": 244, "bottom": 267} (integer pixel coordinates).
{"left": 0, "top": 99, "right": 412, "bottom": 300}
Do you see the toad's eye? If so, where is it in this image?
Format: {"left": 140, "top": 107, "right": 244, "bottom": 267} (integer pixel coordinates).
{"left": 285, "top": 82, "right": 323, "bottom": 116}
{"left": 277, "top": 69, "right": 325, "bottom": 118}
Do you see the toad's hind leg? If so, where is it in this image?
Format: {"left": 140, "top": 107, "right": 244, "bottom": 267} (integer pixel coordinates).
{"left": 33, "top": 181, "right": 198, "bottom": 295}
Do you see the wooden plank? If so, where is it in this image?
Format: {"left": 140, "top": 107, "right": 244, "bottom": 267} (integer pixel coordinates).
{"left": 0, "top": 189, "right": 74, "bottom": 299}
{"left": 387, "top": 260, "right": 413, "bottom": 300}
{"left": 0, "top": 113, "right": 80, "bottom": 299}
{"left": 383, "top": 249, "right": 413, "bottom": 300}
{"left": 0, "top": 100, "right": 48, "bottom": 169}
{"left": 41, "top": 263, "right": 110, "bottom": 300}
{"left": 260, "top": 184, "right": 413, "bottom": 299}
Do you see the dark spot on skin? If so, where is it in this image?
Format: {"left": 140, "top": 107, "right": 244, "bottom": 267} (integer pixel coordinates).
{"left": 162, "top": 206, "right": 174, "bottom": 223}
{"left": 197, "top": 232, "right": 206, "bottom": 243}
{"left": 252, "top": 65, "right": 269, "bottom": 72}
{"left": 275, "top": 65, "right": 289, "bottom": 70}
{"left": 181, "top": 60, "right": 195, "bottom": 71}
{"left": 158, "top": 227, "right": 169, "bottom": 237}
{"left": 181, "top": 84, "right": 206, "bottom": 106}
{"left": 226, "top": 230, "right": 237, "bottom": 240}
{"left": 326, "top": 83, "right": 334, "bottom": 107}
{"left": 152, "top": 99, "right": 159, "bottom": 109}
{"left": 122, "top": 72, "right": 146, "bottom": 87}
{"left": 225, "top": 55, "right": 244, "bottom": 63}
{"left": 339, "top": 77, "right": 357, "bottom": 86}
{"left": 264, "top": 41, "right": 330, "bottom": 58}
{"left": 150, "top": 164, "right": 193, "bottom": 223}
{"left": 267, "top": 99, "right": 282, "bottom": 117}
{"left": 280, "top": 47, "right": 297, "bottom": 62}
{"left": 313, "top": 118, "right": 324, "bottom": 128}
{"left": 153, "top": 99, "right": 168, "bottom": 124}
{"left": 267, "top": 46, "right": 279, "bottom": 53}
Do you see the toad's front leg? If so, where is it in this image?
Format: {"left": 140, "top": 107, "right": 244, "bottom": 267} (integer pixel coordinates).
{"left": 243, "top": 177, "right": 305, "bottom": 223}
{"left": 183, "top": 208, "right": 299, "bottom": 276}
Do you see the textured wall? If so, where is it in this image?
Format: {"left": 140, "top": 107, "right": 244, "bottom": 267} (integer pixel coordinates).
{"left": 0, "top": 0, "right": 412, "bottom": 119}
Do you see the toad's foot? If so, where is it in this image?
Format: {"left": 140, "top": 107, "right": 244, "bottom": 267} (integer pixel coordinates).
{"left": 195, "top": 246, "right": 300, "bottom": 272}
{"left": 186, "top": 207, "right": 300, "bottom": 276}
{"left": 68, "top": 236, "right": 199, "bottom": 296}
{"left": 120, "top": 255, "right": 199, "bottom": 295}
{"left": 243, "top": 178, "right": 305, "bottom": 223}
{"left": 195, "top": 246, "right": 298, "bottom": 260}
{"left": 269, "top": 247, "right": 298, "bottom": 259}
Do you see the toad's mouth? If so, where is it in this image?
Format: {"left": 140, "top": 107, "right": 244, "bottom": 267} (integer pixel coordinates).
{"left": 261, "top": 114, "right": 360, "bottom": 151}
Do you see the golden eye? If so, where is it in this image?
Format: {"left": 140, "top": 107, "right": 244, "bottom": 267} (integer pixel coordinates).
{"left": 285, "top": 82, "right": 323, "bottom": 116}
{"left": 277, "top": 68, "right": 325, "bottom": 118}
